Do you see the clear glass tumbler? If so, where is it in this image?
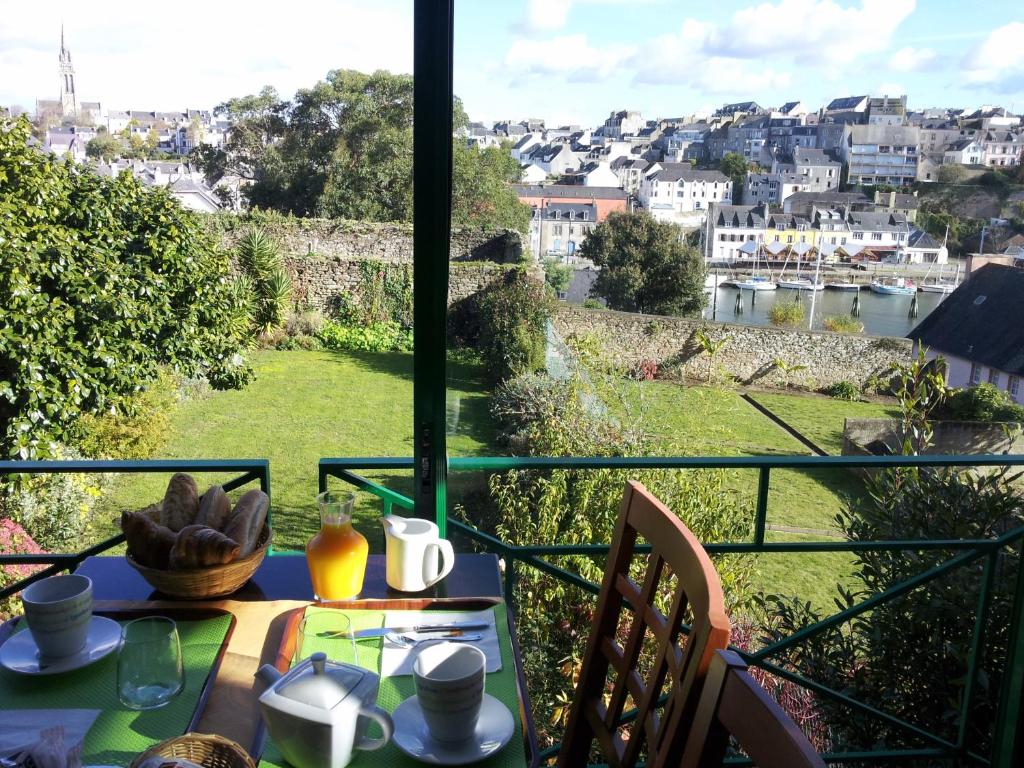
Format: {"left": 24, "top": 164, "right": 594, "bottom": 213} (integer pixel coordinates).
{"left": 295, "top": 611, "right": 359, "bottom": 667}
{"left": 117, "top": 616, "right": 184, "bottom": 710}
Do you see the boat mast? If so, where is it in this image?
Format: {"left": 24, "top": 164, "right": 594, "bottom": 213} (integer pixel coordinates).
{"left": 808, "top": 248, "right": 822, "bottom": 330}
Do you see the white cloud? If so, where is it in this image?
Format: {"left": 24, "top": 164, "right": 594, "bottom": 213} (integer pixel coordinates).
{"left": 505, "top": 34, "right": 636, "bottom": 82}
{"left": 888, "top": 47, "right": 937, "bottom": 73}
{"left": 962, "top": 22, "right": 1024, "bottom": 90}
{"left": 522, "top": 0, "right": 574, "bottom": 33}
{"left": 0, "top": 0, "right": 414, "bottom": 111}
{"left": 875, "top": 82, "right": 906, "bottom": 97}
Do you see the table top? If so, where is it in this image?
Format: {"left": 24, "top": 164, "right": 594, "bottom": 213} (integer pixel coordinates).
{"left": 76, "top": 552, "right": 504, "bottom": 601}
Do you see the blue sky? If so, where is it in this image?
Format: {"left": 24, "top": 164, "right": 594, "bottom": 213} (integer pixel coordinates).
{"left": 1, "top": 1, "right": 1022, "bottom": 125}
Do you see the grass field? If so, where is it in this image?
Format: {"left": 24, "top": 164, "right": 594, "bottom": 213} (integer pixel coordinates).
{"left": 93, "top": 350, "right": 493, "bottom": 552}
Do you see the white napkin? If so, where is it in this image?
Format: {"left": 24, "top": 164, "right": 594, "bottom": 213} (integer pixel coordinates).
{"left": 0, "top": 710, "right": 99, "bottom": 762}
{"left": 379, "top": 610, "right": 502, "bottom": 677}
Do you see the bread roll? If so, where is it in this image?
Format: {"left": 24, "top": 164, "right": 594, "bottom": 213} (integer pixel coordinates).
{"left": 223, "top": 489, "right": 270, "bottom": 556}
{"left": 121, "top": 510, "right": 176, "bottom": 569}
{"left": 161, "top": 473, "right": 199, "bottom": 532}
{"left": 169, "top": 524, "right": 241, "bottom": 569}
{"left": 196, "top": 485, "right": 231, "bottom": 531}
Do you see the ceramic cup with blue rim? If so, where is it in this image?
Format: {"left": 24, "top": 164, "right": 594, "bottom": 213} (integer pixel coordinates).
{"left": 412, "top": 642, "right": 486, "bottom": 743}
{"left": 21, "top": 574, "right": 93, "bottom": 658}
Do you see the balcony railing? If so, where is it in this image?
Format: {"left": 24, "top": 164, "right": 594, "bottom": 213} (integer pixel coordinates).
{"left": 2, "top": 454, "right": 1022, "bottom": 766}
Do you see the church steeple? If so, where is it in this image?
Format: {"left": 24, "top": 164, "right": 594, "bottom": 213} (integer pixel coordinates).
{"left": 59, "top": 25, "right": 76, "bottom": 117}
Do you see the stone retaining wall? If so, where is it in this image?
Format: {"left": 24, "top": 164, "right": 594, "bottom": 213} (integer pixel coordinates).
{"left": 843, "top": 418, "right": 1024, "bottom": 457}
{"left": 553, "top": 306, "right": 912, "bottom": 388}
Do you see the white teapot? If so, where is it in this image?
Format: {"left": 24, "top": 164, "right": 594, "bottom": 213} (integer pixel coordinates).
{"left": 256, "top": 652, "right": 393, "bottom": 768}
{"left": 382, "top": 515, "right": 455, "bottom": 592}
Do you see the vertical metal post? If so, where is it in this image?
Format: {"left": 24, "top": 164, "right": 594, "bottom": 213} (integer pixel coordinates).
{"left": 993, "top": 542, "right": 1024, "bottom": 768}
{"left": 754, "top": 467, "right": 770, "bottom": 545}
{"left": 413, "top": 0, "right": 453, "bottom": 535}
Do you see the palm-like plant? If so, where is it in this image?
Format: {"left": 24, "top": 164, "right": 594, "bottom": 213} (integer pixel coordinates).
{"left": 257, "top": 268, "right": 293, "bottom": 334}
{"left": 235, "top": 227, "right": 293, "bottom": 335}
{"left": 237, "top": 228, "right": 279, "bottom": 281}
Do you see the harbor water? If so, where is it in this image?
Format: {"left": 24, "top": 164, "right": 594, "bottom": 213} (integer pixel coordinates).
{"left": 703, "top": 285, "right": 946, "bottom": 337}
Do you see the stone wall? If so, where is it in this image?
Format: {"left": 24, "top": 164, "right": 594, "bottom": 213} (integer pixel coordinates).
{"left": 209, "top": 215, "right": 523, "bottom": 264}
{"left": 553, "top": 306, "right": 913, "bottom": 388}
{"left": 843, "top": 418, "right": 1024, "bottom": 457}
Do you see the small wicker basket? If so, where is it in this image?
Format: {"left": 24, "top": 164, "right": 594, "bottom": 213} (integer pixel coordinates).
{"left": 130, "top": 733, "right": 255, "bottom": 768}
{"left": 127, "top": 525, "right": 271, "bottom": 600}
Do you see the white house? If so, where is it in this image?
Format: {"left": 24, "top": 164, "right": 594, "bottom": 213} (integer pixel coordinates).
{"left": 840, "top": 124, "right": 920, "bottom": 186}
{"left": 903, "top": 229, "right": 949, "bottom": 264}
{"left": 909, "top": 264, "right": 1024, "bottom": 404}
{"left": 520, "top": 163, "right": 547, "bottom": 184}
{"left": 744, "top": 172, "right": 808, "bottom": 205}
{"left": 639, "top": 164, "right": 732, "bottom": 226}
{"left": 980, "top": 131, "right": 1023, "bottom": 168}
{"left": 845, "top": 210, "right": 910, "bottom": 259}
{"left": 705, "top": 203, "right": 768, "bottom": 262}
{"left": 943, "top": 139, "right": 984, "bottom": 166}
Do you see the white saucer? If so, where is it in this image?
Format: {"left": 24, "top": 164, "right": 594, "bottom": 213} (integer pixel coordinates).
{"left": 0, "top": 616, "right": 122, "bottom": 676}
{"left": 392, "top": 694, "right": 515, "bottom": 765}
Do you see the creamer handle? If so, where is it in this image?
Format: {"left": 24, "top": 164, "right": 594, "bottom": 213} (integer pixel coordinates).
{"left": 355, "top": 705, "right": 394, "bottom": 751}
{"left": 423, "top": 538, "right": 455, "bottom": 587}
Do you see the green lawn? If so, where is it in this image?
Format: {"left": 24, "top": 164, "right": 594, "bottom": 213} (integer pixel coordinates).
{"left": 93, "top": 350, "right": 493, "bottom": 552}
{"left": 746, "top": 391, "right": 900, "bottom": 455}
{"left": 615, "top": 382, "right": 864, "bottom": 609}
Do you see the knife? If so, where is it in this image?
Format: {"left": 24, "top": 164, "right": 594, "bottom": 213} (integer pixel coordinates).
{"left": 320, "top": 621, "right": 492, "bottom": 640}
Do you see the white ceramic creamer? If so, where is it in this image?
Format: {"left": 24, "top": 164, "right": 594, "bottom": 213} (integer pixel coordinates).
{"left": 383, "top": 516, "right": 455, "bottom": 592}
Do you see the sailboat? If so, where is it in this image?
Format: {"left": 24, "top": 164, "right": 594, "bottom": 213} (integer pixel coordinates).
{"left": 777, "top": 245, "right": 824, "bottom": 290}
{"left": 735, "top": 243, "right": 777, "bottom": 290}
{"left": 919, "top": 230, "right": 959, "bottom": 293}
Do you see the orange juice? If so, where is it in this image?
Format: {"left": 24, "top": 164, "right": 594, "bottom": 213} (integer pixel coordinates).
{"left": 308, "top": 492, "right": 368, "bottom": 600}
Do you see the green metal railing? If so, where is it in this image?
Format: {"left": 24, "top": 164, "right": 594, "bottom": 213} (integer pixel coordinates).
{"left": 0, "top": 459, "right": 271, "bottom": 600}
{"left": 319, "top": 453, "right": 1024, "bottom": 767}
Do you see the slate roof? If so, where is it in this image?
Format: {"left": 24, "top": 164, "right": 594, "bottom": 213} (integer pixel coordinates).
{"left": 908, "top": 264, "right": 1024, "bottom": 375}
{"left": 785, "top": 191, "right": 869, "bottom": 207}
{"left": 648, "top": 163, "right": 729, "bottom": 183}
{"left": 907, "top": 229, "right": 940, "bottom": 249}
{"left": 948, "top": 138, "right": 980, "bottom": 151}
{"left": 793, "top": 147, "right": 840, "bottom": 166}
{"left": 543, "top": 203, "right": 598, "bottom": 219}
{"left": 713, "top": 204, "right": 767, "bottom": 228}
{"left": 779, "top": 101, "right": 802, "bottom": 114}
{"left": 827, "top": 96, "right": 868, "bottom": 111}
{"left": 847, "top": 211, "right": 908, "bottom": 231}
{"left": 514, "top": 184, "right": 628, "bottom": 200}
{"left": 847, "top": 124, "right": 920, "bottom": 145}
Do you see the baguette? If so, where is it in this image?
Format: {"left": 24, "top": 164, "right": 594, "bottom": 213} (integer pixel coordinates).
{"left": 121, "top": 510, "right": 176, "bottom": 569}
{"left": 169, "top": 524, "right": 241, "bottom": 569}
{"left": 223, "top": 489, "right": 270, "bottom": 556}
{"left": 160, "top": 473, "right": 199, "bottom": 532}
{"left": 196, "top": 485, "right": 231, "bottom": 531}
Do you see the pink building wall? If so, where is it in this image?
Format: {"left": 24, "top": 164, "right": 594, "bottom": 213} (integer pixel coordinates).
{"left": 919, "top": 346, "right": 1023, "bottom": 405}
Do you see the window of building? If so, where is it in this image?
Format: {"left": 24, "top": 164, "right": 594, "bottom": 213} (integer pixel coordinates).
{"left": 553, "top": 225, "right": 563, "bottom": 235}
{"left": 989, "top": 369, "right": 1000, "bottom": 386}
{"left": 774, "top": 234, "right": 780, "bottom": 242}
{"left": 872, "top": 233, "right": 882, "bottom": 241}
{"left": 971, "top": 363, "right": 982, "bottom": 385}
{"left": 1010, "top": 376, "right": 1020, "bottom": 398}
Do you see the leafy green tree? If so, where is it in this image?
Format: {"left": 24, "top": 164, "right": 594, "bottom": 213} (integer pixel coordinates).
{"left": 542, "top": 258, "right": 572, "bottom": 295}
{"left": 0, "top": 116, "right": 250, "bottom": 458}
{"left": 452, "top": 142, "right": 530, "bottom": 232}
{"left": 720, "top": 152, "right": 749, "bottom": 202}
{"left": 85, "top": 132, "right": 122, "bottom": 161}
{"left": 581, "top": 211, "right": 706, "bottom": 316}
{"left": 937, "top": 164, "right": 967, "bottom": 184}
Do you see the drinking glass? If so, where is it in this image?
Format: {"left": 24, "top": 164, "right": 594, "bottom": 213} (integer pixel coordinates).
{"left": 117, "top": 616, "right": 184, "bottom": 710}
{"left": 295, "top": 611, "right": 359, "bottom": 667}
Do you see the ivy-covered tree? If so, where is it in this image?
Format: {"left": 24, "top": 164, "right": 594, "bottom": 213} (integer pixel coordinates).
{"left": 0, "top": 116, "right": 251, "bottom": 459}
{"left": 580, "top": 211, "right": 707, "bottom": 317}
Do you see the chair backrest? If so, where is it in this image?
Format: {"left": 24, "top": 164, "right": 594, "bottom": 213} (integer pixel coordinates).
{"left": 681, "top": 650, "right": 826, "bottom": 768}
{"left": 557, "top": 480, "right": 732, "bottom": 768}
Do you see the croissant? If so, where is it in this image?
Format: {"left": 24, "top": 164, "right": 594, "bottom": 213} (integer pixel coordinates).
{"left": 160, "top": 473, "right": 199, "bottom": 532}
{"left": 196, "top": 485, "right": 232, "bottom": 531}
{"left": 121, "top": 510, "right": 176, "bottom": 569}
{"left": 169, "top": 524, "right": 241, "bottom": 569}
{"left": 223, "top": 489, "right": 270, "bottom": 556}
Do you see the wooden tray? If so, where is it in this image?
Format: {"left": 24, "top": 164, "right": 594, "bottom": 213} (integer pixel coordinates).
{"left": 260, "top": 597, "right": 539, "bottom": 767}
{"left": 0, "top": 606, "right": 237, "bottom": 737}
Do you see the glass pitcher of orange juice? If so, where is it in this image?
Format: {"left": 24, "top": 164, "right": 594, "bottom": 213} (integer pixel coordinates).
{"left": 307, "top": 491, "right": 368, "bottom": 601}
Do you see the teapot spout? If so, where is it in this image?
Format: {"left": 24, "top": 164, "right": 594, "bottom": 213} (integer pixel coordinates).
{"left": 381, "top": 515, "right": 406, "bottom": 532}
{"left": 255, "top": 663, "right": 284, "bottom": 686}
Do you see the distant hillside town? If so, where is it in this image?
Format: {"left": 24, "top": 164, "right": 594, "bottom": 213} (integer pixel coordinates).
{"left": 11, "top": 29, "right": 1024, "bottom": 268}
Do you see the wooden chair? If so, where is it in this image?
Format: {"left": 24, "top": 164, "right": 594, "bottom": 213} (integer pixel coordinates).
{"left": 681, "top": 650, "right": 826, "bottom": 768}
{"left": 557, "top": 480, "right": 732, "bottom": 768}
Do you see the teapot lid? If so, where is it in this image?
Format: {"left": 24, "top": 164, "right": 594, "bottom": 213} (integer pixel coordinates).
{"left": 276, "top": 652, "right": 366, "bottom": 710}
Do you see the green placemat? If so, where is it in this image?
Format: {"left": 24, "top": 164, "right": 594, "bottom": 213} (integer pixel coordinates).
{"left": 1, "top": 614, "right": 232, "bottom": 766}
{"left": 259, "top": 605, "right": 528, "bottom": 768}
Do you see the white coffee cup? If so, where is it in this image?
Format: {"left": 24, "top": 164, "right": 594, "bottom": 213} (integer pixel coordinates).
{"left": 383, "top": 516, "right": 455, "bottom": 592}
{"left": 21, "top": 574, "right": 93, "bottom": 658}
{"left": 413, "top": 642, "right": 486, "bottom": 743}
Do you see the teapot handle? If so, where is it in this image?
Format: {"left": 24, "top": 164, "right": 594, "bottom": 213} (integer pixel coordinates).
{"left": 355, "top": 705, "right": 394, "bottom": 751}
{"left": 422, "top": 538, "right": 455, "bottom": 588}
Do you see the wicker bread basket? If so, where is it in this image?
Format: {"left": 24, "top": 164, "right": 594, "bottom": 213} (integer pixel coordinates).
{"left": 130, "top": 733, "right": 255, "bottom": 768}
{"left": 127, "top": 525, "right": 271, "bottom": 600}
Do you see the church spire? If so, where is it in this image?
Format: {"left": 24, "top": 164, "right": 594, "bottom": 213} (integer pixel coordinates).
{"left": 58, "top": 24, "right": 76, "bottom": 117}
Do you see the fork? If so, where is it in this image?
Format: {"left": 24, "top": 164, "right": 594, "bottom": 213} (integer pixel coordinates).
{"left": 383, "top": 631, "right": 483, "bottom": 648}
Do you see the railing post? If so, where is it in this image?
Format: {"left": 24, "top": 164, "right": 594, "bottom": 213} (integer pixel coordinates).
{"left": 754, "top": 466, "right": 770, "bottom": 545}
{"left": 993, "top": 542, "right": 1024, "bottom": 768}
{"left": 504, "top": 555, "right": 518, "bottom": 612}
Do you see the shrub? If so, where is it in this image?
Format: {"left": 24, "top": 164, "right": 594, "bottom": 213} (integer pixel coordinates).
{"left": 944, "top": 383, "right": 1024, "bottom": 422}
{"left": 822, "top": 381, "right": 859, "bottom": 401}
{"left": 77, "top": 370, "right": 177, "bottom": 459}
{"left": 582, "top": 298, "right": 603, "bottom": 309}
{"left": 317, "top": 320, "right": 413, "bottom": 353}
{"left": 0, "top": 519, "right": 45, "bottom": 619}
{"left": 0, "top": 116, "right": 249, "bottom": 459}
{"left": 207, "top": 354, "right": 256, "bottom": 390}
{"left": 823, "top": 315, "right": 864, "bottom": 333}
{"left": 477, "top": 269, "right": 553, "bottom": 382}
{"left": 633, "top": 360, "right": 658, "bottom": 381}
{"left": 542, "top": 259, "right": 572, "bottom": 296}
{"left": 491, "top": 373, "right": 574, "bottom": 444}
{"left": 286, "top": 309, "right": 326, "bottom": 338}
{"left": 768, "top": 300, "right": 805, "bottom": 327}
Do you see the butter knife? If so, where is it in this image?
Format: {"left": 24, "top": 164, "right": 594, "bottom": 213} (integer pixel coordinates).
{"left": 323, "top": 621, "right": 491, "bottom": 640}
